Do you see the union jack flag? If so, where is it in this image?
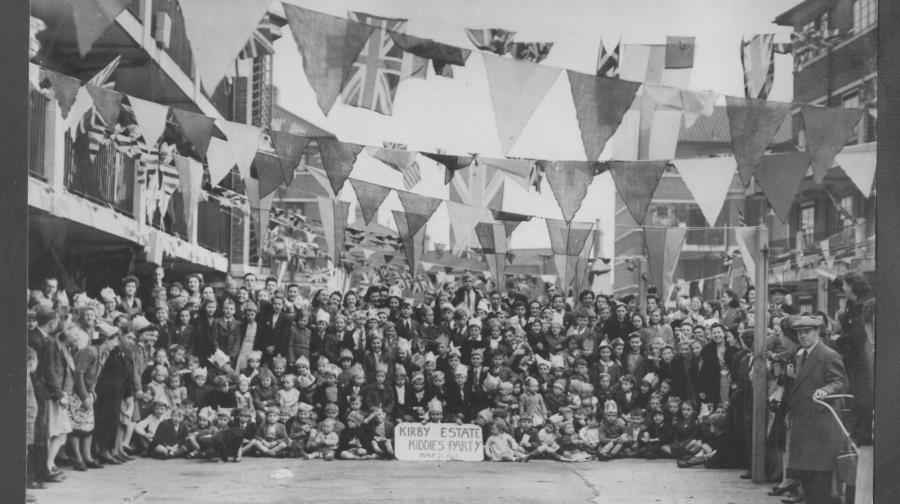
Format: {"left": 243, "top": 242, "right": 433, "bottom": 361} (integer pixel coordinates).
{"left": 449, "top": 162, "right": 505, "bottom": 252}
{"left": 342, "top": 12, "right": 407, "bottom": 115}
{"left": 238, "top": 13, "right": 282, "bottom": 60}
{"left": 465, "top": 28, "right": 515, "bottom": 56}
{"left": 511, "top": 42, "right": 554, "bottom": 63}
{"left": 378, "top": 141, "right": 421, "bottom": 189}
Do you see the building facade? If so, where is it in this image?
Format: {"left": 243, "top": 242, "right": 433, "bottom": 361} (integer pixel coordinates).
{"left": 28, "top": 0, "right": 282, "bottom": 294}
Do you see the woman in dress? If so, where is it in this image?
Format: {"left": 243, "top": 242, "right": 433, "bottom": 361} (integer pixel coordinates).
{"left": 69, "top": 325, "right": 103, "bottom": 470}
{"left": 43, "top": 324, "right": 77, "bottom": 476}
{"left": 235, "top": 301, "right": 260, "bottom": 372}
{"left": 93, "top": 325, "right": 133, "bottom": 464}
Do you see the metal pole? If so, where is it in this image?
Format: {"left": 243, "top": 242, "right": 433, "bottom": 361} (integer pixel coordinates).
{"left": 751, "top": 224, "right": 769, "bottom": 483}
{"left": 638, "top": 258, "right": 647, "bottom": 315}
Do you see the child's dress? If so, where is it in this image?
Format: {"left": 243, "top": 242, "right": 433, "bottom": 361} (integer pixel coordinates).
{"left": 147, "top": 381, "right": 169, "bottom": 407}
{"left": 234, "top": 390, "right": 255, "bottom": 415}
{"left": 278, "top": 388, "right": 301, "bottom": 417}
{"left": 578, "top": 425, "right": 601, "bottom": 452}
{"left": 519, "top": 392, "right": 549, "bottom": 424}
{"left": 484, "top": 433, "right": 523, "bottom": 461}
{"left": 165, "top": 386, "right": 187, "bottom": 409}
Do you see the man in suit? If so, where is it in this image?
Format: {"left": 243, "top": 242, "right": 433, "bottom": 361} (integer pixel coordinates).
{"left": 395, "top": 302, "right": 423, "bottom": 343}
{"left": 451, "top": 273, "right": 483, "bottom": 314}
{"left": 412, "top": 289, "right": 436, "bottom": 324}
{"left": 260, "top": 295, "right": 293, "bottom": 362}
{"left": 785, "top": 315, "right": 849, "bottom": 504}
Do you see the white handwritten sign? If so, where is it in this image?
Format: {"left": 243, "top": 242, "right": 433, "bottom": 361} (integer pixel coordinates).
{"left": 394, "top": 423, "right": 484, "bottom": 461}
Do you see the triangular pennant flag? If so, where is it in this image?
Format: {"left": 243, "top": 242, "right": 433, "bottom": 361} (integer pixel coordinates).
{"left": 568, "top": 71, "right": 641, "bottom": 161}
{"left": 681, "top": 89, "right": 719, "bottom": 129}
{"left": 726, "top": 95, "right": 791, "bottom": 185}
{"left": 552, "top": 254, "right": 583, "bottom": 293}
{"left": 662, "top": 228, "right": 688, "bottom": 297}
{"left": 369, "top": 147, "right": 422, "bottom": 188}
{"left": 349, "top": 178, "right": 392, "bottom": 226}
{"left": 833, "top": 142, "right": 876, "bottom": 197}
{"left": 307, "top": 167, "right": 337, "bottom": 198}
{"left": 218, "top": 121, "right": 260, "bottom": 180}
{"left": 128, "top": 96, "right": 169, "bottom": 147}
{"left": 491, "top": 210, "right": 532, "bottom": 238}
{"left": 482, "top": 54, "right": 561, "bottom": 155}
{"left": 446, "top": 201, "right": 491, "bottom": 255}
{"left": 317, "top": 197, "right": 351, "bottom": 265}
{"left": 644, "top": 227, "right": 667, "bottom": 292}
{"left": 673, "top": 157, "right": 737, "bottom": 226}
{"left": 479, "top": 157, "right": 537, "bottom": 191}
{"left": 801, "top": 104, "right": 865, "bottom": 184}
{"left": 392, "top": 210, "right": 426, "bottom": 275}
{"left": 755, "top": 151, "right": 811, "bottom": 223}
{"left": 318, "top": 138, "right": 363, "bottom": 194}
{"left": 733, "top": 227, "right": 758, "bottom": 282}
{"left": 538, "top": 160, "right": 605, "bottom": 223}
{"left": 421, "top": 153, "right": 474, "bottom": 184}
{"left": 179, "top": 0, "right": 272, "bottom": 92}
{"left": 609, "top": 160, "right": 668, "bottom": 225}
{"left": 46, "top": 71, "right": 81, "bottom": 119}
{"left": 282, "top": 4, "right": 374, "bottom": 114}
{"left": 71, "top": 0, "right": 131, "bottom": 57}
{"left": 269, "top": 131, "right": 312, "bottom": 186}
{"left": 173, "top": 154, "right": 203, "bottom": 238}
{"left": 360, "top": 247, "right": 377, "bottom": 260}
{"left": 545, "top": 219, "right": 594, "bottom": 256}
{"left": 254, "top": 152, "right": 285, "bottom": 199}
{"left": 475, "top": 222, "right": 500, "bottom": 253}
{"left": 85, "top": 84, "right": 122, "bottom": 129}
{"left": 396, "top": 191, "right": 442, "bottom": 237}
{"left": 171, "top": 108, "right": 215, "bottom": 158}
{"left": 205, "top": 137, "right": 237, "bottom": 186}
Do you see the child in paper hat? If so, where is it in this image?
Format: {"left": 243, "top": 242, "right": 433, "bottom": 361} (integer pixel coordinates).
{"left": 597, "top": 400, "right": 627, "bottom": 461}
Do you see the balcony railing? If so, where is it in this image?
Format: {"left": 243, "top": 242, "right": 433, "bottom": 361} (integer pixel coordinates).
{"left": 28, "top": 88, "right": 48, "bottom": 180}
{"left": 63, "top": 133, "right": 135, "bottom": 216}
{"left": 683, "top": 228, "right": 727, "bottom": 250}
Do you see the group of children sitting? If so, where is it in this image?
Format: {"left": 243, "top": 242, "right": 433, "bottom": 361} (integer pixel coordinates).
{"left": 127, "top": 340, "right": 733, "bottom": 466}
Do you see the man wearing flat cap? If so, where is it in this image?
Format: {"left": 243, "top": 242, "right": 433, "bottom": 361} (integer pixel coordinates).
{"left": 784, "top": 315, "right": 849, "bottom": 504}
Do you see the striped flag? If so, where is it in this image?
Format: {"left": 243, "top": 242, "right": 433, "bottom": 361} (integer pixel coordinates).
{"left": 85, "top": 109, "right": 109, "bottom": 162}
{"left": 238, "top": 13, "right": 281, "bottom": 60}
{"left": 741, "top": 34, "right": 775, "bottom": 100}
{"left": 341, "top": 12, "right": 407, "bottom": 115}
{"left": 465, "top": 28, "right": 516, "bottom": 56}
{"left": 511, "top": 42, "right": 554, "bottom": 63}
{"left": 87, "top": 55, "right": 121, "bottom": 88}
{"left": 381, "top": 142, "right": 421, "bottom": 189}
{"left": 596, "top": 40, "right": 620, "bottom": 77}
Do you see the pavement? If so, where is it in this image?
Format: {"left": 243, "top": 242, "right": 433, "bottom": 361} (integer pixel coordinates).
{"left": 30, "top": 458, "right": 769, "bottom": 504}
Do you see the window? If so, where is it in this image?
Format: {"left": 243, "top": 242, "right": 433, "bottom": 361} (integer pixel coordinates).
{"left": 854, "top": 0, "right": 877, "bottom": 32}
{"left": 840, "top": 195, "right": 855, "bottom": 228}
{"left": 800, "top": 203, "right": 816, "bottom": 248}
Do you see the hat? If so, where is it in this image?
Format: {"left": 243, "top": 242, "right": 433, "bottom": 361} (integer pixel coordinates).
{"left": 470, "top": 347, "right": 485, "bottom": 358}
{"left": 428, "top": 397, "right": 443, "bottom": 413}
{"left": 242, "top": 301, "right": 258, "bottom": 313}
{"left": 130, "top": 315, "right": 154, "bottom": 334}
{"left": 339, "top": 348, "right": 354, "bottom": 361}
{"left": 440, "top": 302, "right": 455, "bottom": 312}
{"left": 294, "top": 355, "right": 310, "bottom": 369}
{"left": 35, "top": 304, "right": 57, "bottom": 324}
{"left": 297, "top": 402, "right": 314, "bottom": 413}
{"left": 447, "top": 343, "right": 461, "bottom": 358}
{"left": 272, "top": 355, "right": 287, "bottom": 368}
{"left": 534, "top": 354, "right": 551, "bottom": 369}
{"left": 476, "top": 299, "right": 490, "bottom": 312}
{"left": 468, "top": 317, "right": 482, "bottom": 329}
{"left": 191, "top": 367, "right": 208, "bottom": 378}
{"left": 524, "top": 377, "right": 538, "bottom": 387}
{"left": 316, "top": 310, "right": 331, "bottom": 323}
{"left": 411, "top": 372, "right": 426, "bottom": 383}
{"left": 375, "top": 362, "right": 389, "bottom": 375}
{"left": 216, "top": 407, "right": 233, "bottom": 418}
{"left": 482, "top": 373, "right": 500, "bottom": 393}
{"left": 248, "top": 350, "right": 263, "bottom": 361}
{"left": 454, "top": 365, "right": 469, "bottom": 377}
{"left": 791, "top": 316, "right": 823, "bottom": 329}
{"left": 770, "top": 286, "right": 789, "bottom": 295}
{"left": 98, "top": 287, "right": 116, "bottom": 303}
{"left": 198, "top": 407, "right": 216, "bottom": 422}
{"left": 549, "top": 354, "right": 565, "bottom": 369}
{"left": 424, "top": 351, "right": 437, "bottom": 364}
{"left": 553, "top": 378, "right": 568, "bottom": 390}
{"left": 152, "top": 400, "right": 169, "bottom": 409}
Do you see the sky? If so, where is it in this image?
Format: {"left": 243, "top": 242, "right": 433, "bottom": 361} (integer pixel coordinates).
{"left": 271, "top": 0, "right": 797, "bottom": 283}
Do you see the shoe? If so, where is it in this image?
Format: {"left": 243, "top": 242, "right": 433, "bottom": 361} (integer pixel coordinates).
{"left": 26, "top": 481, "right": 45, "bottom": 490}
{"left": 768, "top": 483, "right": 800, "bottom": 496}
{"left": 85, "top": 461, "right": 104, "bottom": 469}
{"left": 99, "top": 456, "right": 121, "bottom": 465}
{"left": 73, "top": 461, "right": 87, "bottom": 472}
{"left": 43, "top": 473, "right": 65, "bottom": 483}
{"left": 739, "top": 472, "right": 752, "bottom": 479}
{"left": 119, "top": 453, "right": 135, "bottom": 461}
{"left": 781, "top": 495, "right": 805, "bottom": 504}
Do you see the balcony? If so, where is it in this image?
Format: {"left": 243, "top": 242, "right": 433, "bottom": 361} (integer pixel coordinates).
{"left": 27, "top": 85, "right": 229, "bottom": 272}
{"left": 683, "top": 228, "right": 727, "bottom": 252}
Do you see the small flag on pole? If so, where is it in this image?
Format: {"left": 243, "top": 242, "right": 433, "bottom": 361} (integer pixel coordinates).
{"left": 741, "top": 34, "right": 775, "bottom": 100}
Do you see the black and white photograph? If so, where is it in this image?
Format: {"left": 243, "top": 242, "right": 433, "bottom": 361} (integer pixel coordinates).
{"left": 13, "top": 0, "right": 886, "bottom": 502}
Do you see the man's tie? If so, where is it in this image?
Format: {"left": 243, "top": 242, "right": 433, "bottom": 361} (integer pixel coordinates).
{"left": 797, "top": 350, "right": 806, "bottom": 369}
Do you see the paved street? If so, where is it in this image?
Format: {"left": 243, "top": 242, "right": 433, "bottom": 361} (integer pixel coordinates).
{"left": 33, "top": 458, "right": 769, "bottom": 504}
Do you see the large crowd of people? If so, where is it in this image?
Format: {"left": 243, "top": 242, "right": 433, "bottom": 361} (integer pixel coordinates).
{"left": 25, "top": 267, "right": 873, "bottom": 503}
